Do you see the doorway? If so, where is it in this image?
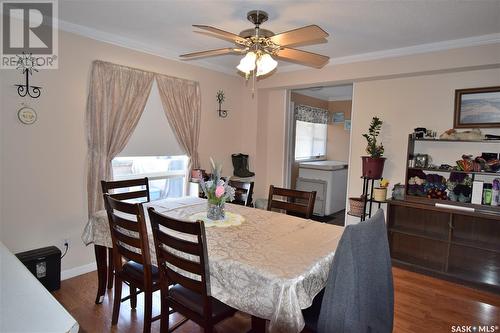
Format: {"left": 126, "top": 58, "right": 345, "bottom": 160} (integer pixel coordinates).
{"left": 285, "top": 84, "right": 353, "bottom": 224}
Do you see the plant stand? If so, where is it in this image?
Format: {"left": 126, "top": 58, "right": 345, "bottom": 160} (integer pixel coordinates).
{"left": 361, "top": 176, "right": 385, "bottom": 221}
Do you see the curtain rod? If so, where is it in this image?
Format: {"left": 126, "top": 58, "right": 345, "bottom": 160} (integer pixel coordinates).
{"left": 93, "top": 60, "right": 198, "bottom": 85}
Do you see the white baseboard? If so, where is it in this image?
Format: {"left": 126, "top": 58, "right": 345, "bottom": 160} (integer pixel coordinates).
{"left": 61, "top": 262, "right": 96, "bottom": 280}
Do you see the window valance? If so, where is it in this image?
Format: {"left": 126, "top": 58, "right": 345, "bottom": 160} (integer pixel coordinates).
{"left": 295, "top": 104, "right": 329, "bottom": 124}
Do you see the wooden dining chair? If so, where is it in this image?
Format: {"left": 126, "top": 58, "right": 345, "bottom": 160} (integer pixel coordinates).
{"left": 103, "top": 194, "right": 160, "bottom": 333}
{"left": 228, "top": 180, "right": 254, "bottom": 206}
{"left": 101, "top": 177, "right": 150, "bottom": 289}
{"left": 148, "top": 207, "right": 237, "bottom": 333}
{"left": 267, "top": 185, "right": 317, "bottom": 219}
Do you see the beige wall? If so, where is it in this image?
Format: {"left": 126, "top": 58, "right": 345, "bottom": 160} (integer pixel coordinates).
{"left": 252, "top": 43, "right": 500, "bottom": 223}
{"left": 0, "top": 30, "right": 251, "bottom": 274}
{"left": 327, "top": 100, "right": 352, "bottom": 162}
{"left": 348, "top": 68, "right": 500, "bottom": 206}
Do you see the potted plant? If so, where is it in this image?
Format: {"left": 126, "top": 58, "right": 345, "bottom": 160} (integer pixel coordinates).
{"left": 361, "top": 116, "right": 386, "bottom": 179}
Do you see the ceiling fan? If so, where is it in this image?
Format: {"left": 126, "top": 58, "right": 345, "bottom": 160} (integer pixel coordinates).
{"left": 180, "top": 10, "right": 330, "bottom": 78}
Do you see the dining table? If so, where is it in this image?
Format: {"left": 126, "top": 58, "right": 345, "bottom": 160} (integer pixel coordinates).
{"left": 82, "top": 196, "right": 344, "bottom": 333}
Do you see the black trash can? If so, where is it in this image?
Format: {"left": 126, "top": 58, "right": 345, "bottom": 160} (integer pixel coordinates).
{"left": 16, "top": 246, "right": 61, "bottom": 291}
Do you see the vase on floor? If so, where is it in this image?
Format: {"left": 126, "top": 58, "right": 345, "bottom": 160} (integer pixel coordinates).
{"left": 207, "top": 201, "right": 225, "bottom": 220}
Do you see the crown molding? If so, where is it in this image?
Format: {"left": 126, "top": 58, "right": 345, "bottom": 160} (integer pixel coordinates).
{"left": 57, "top": 19, "right": 238, "bottom": 76}
{"left": 278, "top": 33, "right": 500, "bottom": 73}
{"left": 57, "top": 18, "right": 500, "bottom": 77}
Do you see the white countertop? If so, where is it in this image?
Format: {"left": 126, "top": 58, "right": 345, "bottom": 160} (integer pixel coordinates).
{"left": 299, "top": 160, "right": 348, "bottom": 171}
{"left": 0, "top": 241, "right": 79, "bottom": 333}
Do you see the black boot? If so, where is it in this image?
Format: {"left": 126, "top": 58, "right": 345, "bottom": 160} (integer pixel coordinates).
{"left": 239, "top": 154, "right": 255, "bottom": 177}
{"left": 232, "top": 153, "right": 244, "bottom": 177}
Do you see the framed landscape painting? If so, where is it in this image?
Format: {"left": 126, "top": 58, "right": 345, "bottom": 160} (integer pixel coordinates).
{"left": 454, "top": 86, "right": 500, "bottom": 128}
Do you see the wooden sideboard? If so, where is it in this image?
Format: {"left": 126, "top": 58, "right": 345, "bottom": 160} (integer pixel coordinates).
{"left": 387, "top": 199, "right": 499, "bottom": 294}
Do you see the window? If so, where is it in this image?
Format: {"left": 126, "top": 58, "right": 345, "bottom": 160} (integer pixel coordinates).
{"left": 112, "top": 155, "right": 188, "bottom": 200}
{"left": 294, "top": 120, "right": 327, "bottom": 160}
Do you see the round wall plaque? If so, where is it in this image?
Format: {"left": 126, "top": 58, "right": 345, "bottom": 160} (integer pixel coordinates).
{"left": 17, "top": 107, "right": 37, "bottom": 125}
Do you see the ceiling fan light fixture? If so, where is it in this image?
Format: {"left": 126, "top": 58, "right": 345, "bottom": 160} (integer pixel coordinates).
{"left": 236, "top": 51, "right": 256, "bottom": 74}
{"left": 256, "top": 53, "right": 277, "bottom": 77}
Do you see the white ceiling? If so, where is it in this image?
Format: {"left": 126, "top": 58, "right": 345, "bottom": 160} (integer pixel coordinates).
{"left": 59, "top": 0, "right": 500, "bottom": 75}
{"left": 294, "top": 85, "right": 353, "bottom": 101}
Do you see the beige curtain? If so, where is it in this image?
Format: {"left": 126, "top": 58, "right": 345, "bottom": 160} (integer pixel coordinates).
{"left": 155, "top": 74, "right": 201, "bottom": 170}
{"left": 86, "top": 60, "right": 154, "bottom": 217}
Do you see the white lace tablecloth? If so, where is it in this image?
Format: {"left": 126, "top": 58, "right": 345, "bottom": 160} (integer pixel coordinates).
{"left": 82, "top": 197, "right": 344, "bottom": 333}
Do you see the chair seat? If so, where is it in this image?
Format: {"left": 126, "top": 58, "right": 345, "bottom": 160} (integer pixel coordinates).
{"left": 302, "top": 289, "right": 324, "bottom": 332}
{"left": 121, "top": 261, "right": 160, "bottom": 283}
{"left": 169, "top": 284, "right": 236, "bottom": 321}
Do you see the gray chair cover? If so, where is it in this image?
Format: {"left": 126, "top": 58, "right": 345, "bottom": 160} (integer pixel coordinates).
{"left": 306, "top": 209, "right": 394, "bottom": 333}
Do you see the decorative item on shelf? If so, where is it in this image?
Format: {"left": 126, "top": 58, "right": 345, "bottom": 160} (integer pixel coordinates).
{"left": 446, "top": 172, "right": 472, "bottom": 203}
{"left": 483, "top": 183, "right": 493, "bottom": 205}
{"left": 475, "top": 153, "right": 500, "bottom": 172}
{"left": 413, "top": 127, "right": 427, "bottom": 139}
{"left": 199, "top": 158, "right": 235, "bottom": 220}
{"left": 414, "top": 154, "right": 430, "bottom": 168}
{"left": 373, "top": 179, "right": 389, "bottom": 202}
{"left": 439, "top": 128, "right": 483, "bottom": 141}
{"left": 456, "top": 154, "right": 474, "bottom": 172}
{"left": 361, "top": 116, "right": 385, "bottom": 179}
{"left": 391, "top": 183, "right": 405, "bottom": 200}
{"left": 348, "top": 196, "right": 365, "bottom": 217}
{"left": 216, "top": 90, "right": 228, "bottom": 118}
{"left": 15, "top": 53, "right": 42, "bottom": 98}
{"left": 454, "top": 86, "right": 500, "bottom": 128}
{"left": 407, "top": 176, "right": 426, "bottom": 197}
{"left": 231, "top": 153, "right": 255, "bottom": 177}
{"left": 425, "top": 129, "right": 437, "bottom": 138}
{"left": 423, "top": 174, "right": 447, "bottom": 200}
{"left": 492, "top": 179, "right": 500, "bottom": 206}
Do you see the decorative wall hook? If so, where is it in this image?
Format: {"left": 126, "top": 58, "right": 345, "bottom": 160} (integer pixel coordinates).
{"left": 216, "top": 89, "right": 228, "bottom": 118}
{"left": 15, "top": 53, "right": 42, "bottom": 98}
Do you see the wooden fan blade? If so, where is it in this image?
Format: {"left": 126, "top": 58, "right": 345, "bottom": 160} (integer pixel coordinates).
{"left": 180, "top": 48, "right": 239, "bottom": 59}
{"left": 193, "top": 25, "right": 246, "bottom": 44}
{"left": 269, "top": 25, "right": 328, "bottom": 47}
{"left": 275, "top": 47, "right": 329, "bottom": 68}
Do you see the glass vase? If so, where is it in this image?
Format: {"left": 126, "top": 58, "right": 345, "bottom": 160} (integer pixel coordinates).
{"left": 207, "top": 201, "right": 225, "bottom": 220}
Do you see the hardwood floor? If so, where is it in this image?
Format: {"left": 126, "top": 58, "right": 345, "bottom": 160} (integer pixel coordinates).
{"left": 52, "top": 267, "right": 500, "bottom": 333}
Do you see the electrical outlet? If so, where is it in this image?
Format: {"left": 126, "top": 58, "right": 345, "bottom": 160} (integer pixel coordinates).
{"left": 59, "top": 238, "right": 70, "bottom": 252}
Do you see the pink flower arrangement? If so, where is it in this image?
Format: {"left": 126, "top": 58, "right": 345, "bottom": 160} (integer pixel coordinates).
{"left": 215, "top": 185, "right": 225, "bottom": 198}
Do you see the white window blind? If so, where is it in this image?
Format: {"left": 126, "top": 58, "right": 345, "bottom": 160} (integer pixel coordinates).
{"left": 295, "top": 120, "right": 327, "bottom": 160}
{"left": 118, "top": 80, "right": 184, "bottom": 157}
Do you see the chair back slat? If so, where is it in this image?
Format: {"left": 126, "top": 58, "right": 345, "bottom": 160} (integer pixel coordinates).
{"left": 113, "top": 227, "right": 142, "bottom": 248}
{"left": 166, "top": 268, "right": 203, "bottom": 294}
{"left": 267, "top": 185, "right": 317, "bottom": 219}
{"left": 160, "top": 247, "right": 203, "bottom": 275}
{"left": 103, "top": 194, "right": 151, "bottom": 274}
{"left": 113, "top": 215, "right": 140, "bottom": 232}
{"left": 158, "top": 232, "right": 201, "bottom": 255}
{"left": 101, "top": 177, "right": 150, "bottom": 203}
{"left": 228, "top": 180, "right": 254, "bottom": 206}
{"left": 148, "top": 207, "right": 210, "bottom": 297}
{"left": 269, "top": 200, "right": 309, "bottom": 215}
{"left": 117, "top": 243, "right": 144, "bottom": 264}
{"left": 111, "top": 190, "right": 150, "bottom": 202}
